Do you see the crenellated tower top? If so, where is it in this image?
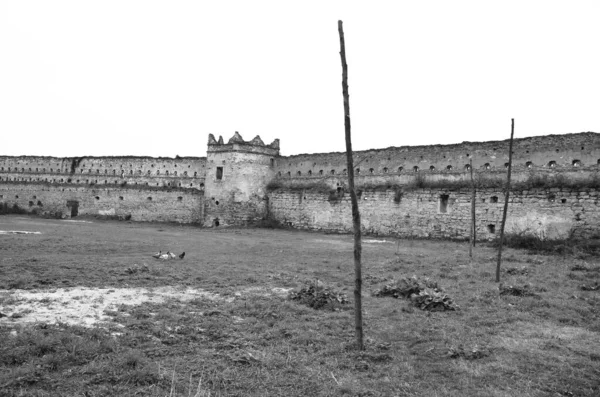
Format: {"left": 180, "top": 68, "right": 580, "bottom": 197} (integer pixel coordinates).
{"left": 208, "top": 132, "right": 280, "bottom": 156}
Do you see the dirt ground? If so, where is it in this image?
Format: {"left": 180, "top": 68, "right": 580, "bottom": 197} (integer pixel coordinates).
{"left": 1, "top": 215, "right": 599, "bottom": 396}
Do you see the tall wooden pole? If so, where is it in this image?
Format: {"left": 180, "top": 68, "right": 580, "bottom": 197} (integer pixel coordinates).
{"left": 496, "top": 119, "right": 515, "bottom": 282}
{"left": 338, "top": 20, "right": 363, "bottom": 350}
{"left": 469, "top": 158, "right": 475, "bottom": 258}
{"left": 470, "top": 158, "right": 476, "bottom": 247}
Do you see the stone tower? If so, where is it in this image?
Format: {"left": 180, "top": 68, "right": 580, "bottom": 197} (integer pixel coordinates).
{"left": 203, "top": 132, "right": 280, "bottom": 226}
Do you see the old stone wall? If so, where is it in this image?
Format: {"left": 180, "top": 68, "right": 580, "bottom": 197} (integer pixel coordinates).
{"left": 0, "top": 183, "right": 204, "bottom": 223}
{"left": 2, "top": 132, "right": 599, "bottom": 233}
{"left": 267, "top": 186, "right": 600, "bottom": 240}
{"left": 273, "top": 132, "right": 600, "bottom": 183}
{"left": 0, "top": 156, "right": 207, "bottom": 189}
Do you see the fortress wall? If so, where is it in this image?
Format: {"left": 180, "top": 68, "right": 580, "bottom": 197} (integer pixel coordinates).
{"left": 274, "top": 132, "right": 600, "bottom": 179}
{"left": 0, "top": 183, "right": 204, "bottom": 223}
{"left": 0, "top": 156, "right": 207, "bottom": 189}
{"left": 268, "top": 186, "right": 600, "bottom": 240}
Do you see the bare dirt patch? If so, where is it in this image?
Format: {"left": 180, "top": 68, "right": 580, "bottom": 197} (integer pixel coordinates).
{"left": 0, "top": 286, "right": 224, "bottom": 327}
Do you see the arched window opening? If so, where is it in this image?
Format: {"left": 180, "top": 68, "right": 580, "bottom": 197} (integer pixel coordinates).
{"left": 446, "top": 165, "right": 453, "bottom": 170}
{"left": 572, "top": 159, "right": 582, "bottom": 167}
{"left": 369, "top": 168, "right": 374, "bottom": 174}
{"left": 464, "top": 164, "right": 471, "bottom": 171}
{"left": 319, "top": 170, "right": 324, "bottom": 175}
{"left": 383, "top": 167, "right": 388, "bottom": 173}
{"left": 429, "top": 166, "right": 435, "bottom": 171}
{"left": 413, "top": 166, "right": 419, "bottom": 172}
{"left": 484, "top": 163, "right": 491, "bottom": 170}
{"left": 526, "top": 161, "right": 533, "bottom": 168}
{"left": 308, "top": 170, "right": 312, "bottom": 176}
{"left": 548, "top": 161, "right": 557, "bottom": 168}
{"left": 330, "top": 170, "right": 335, "bottom": 175}
{"left": 297, "top": 171, "right": 301, "bottom": 176}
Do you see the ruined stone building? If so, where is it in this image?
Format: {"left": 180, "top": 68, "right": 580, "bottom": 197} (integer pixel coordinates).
{"left": 1, "top": 131, "right": 600, "bottom": 240}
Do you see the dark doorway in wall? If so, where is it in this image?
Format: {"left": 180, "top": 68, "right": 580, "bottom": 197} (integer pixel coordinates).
{"left": 487, "top": 224, "right": 495, "bottom": 234}
{"left": 66, "top": 200, "right": 79, "bottom": 217}
{"left": 213, "top": 218, "right": 220, "bottom": 227}
{"left": 439, "top": 194, "right": 449, "bottom": 213}
{"left": 216, "top": 167, "right": 223, "bottom": 180}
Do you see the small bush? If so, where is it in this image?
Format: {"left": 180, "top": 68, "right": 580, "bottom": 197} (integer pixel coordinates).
{"left": 289, "top": 283, "right": 349, "bottom": 310}
{"left": 374, "top": 276, "right": 458, "bottom": 311}
{"left": 256, "top": 218, "right": 287, "bottom": 229}
{"left": 493, "top": 234, "right": 600, "bottom": 257}
{"left": 0, "top": 203, "right": 27, "bottom": 215}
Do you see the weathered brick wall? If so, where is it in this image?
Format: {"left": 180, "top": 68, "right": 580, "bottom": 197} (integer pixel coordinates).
{"left": 268, "top": 186, "right": 600, "bottom": 240}
{"left": 0, "top": 183, "right": 204, "bottom": 223}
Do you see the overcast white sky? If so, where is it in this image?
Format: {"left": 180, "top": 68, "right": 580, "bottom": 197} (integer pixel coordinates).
{"left": 1, "top": 1, "right": 599, "bottom": 158}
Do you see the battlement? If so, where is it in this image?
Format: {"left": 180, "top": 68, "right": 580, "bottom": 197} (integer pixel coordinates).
{"left": 207, "top": 132, "right": 280, "bottom": 156}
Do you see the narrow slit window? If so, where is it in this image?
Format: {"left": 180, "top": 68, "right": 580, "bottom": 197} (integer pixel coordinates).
{"left": 216, "top": 167, "right": 223, "bottom": 180}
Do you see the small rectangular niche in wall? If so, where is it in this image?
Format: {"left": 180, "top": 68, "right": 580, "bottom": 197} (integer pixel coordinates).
{"left": 216, "top": 167, "right": 223, "bottom": 180}
{"left": 177, "top": 196, "right": 183, "bottom": 201}
{"left": 487, "top": 224, "right": 496, "bottom": 234}
{"left": 439, "top": 194, "right": 449, "bottom": 213}
{"left": 147, "top": 197, "right": 152, "bottom": 201}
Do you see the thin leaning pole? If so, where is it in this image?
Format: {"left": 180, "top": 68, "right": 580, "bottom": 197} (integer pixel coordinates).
{"left": 496, "top": 118, "right": 515, "bottom": 282}
{"left": 469, "top": 158, "right": 475, "bottom": 259}
{"left": 338, "top": 20, "right": 364, "bottom": 350}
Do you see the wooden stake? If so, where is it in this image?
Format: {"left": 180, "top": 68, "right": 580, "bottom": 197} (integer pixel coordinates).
{"left": 470, "top": 158, "right": 476, "bottom": 247}
{"left": 338, "top": 20, "right": 363, "bottom": 350}
{"left": 496, "top": 118, "right": 515, "bottom": 282}
{"left": 469, "top": 158, "right": 475, "bottom": 259}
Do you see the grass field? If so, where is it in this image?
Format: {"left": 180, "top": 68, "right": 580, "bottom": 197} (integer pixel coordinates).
{"left": 1, "top": 215, "right": 599, "bottom": 396}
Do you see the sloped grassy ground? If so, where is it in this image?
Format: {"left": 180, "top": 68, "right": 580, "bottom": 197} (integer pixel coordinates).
{"left": 0, "top": 215, "right": 599, "bottom": 396}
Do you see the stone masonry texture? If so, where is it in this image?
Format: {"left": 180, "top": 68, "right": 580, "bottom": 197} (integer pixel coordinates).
{"left": 1, "top": 131, "right": 599, "bottom": 239}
